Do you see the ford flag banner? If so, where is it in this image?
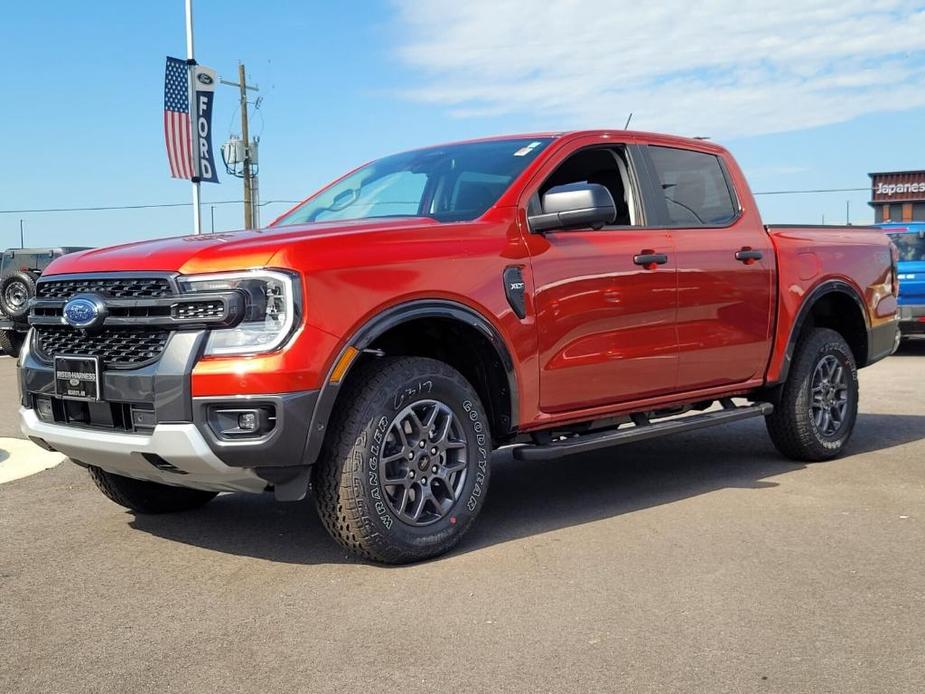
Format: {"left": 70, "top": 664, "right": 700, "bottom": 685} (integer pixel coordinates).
{"left": 163, "top": 57, "right": 219, "bottom": 183}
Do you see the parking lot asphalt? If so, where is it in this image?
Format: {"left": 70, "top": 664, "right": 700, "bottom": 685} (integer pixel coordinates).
{"left": 1, "top": 345, "right": 924, "bottom": 693}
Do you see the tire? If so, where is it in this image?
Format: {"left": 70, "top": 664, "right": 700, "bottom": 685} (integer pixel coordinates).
{"left": 766, "top": 327, "right": 859, "bottom": 462}
{"left": 87, "top": 466, "right": 218, "bottom": 513}
{"left": 0, "top": 271, "right": 37, "bottom": 318}
{"left": 0, "top": 329, "right": 24, "bottom": 357}
{"left": 313, "top": 356, "right": 492, "bottom": 564}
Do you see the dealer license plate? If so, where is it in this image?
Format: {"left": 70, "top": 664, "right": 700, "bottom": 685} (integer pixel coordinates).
{"left": 54, "top": 356, "right": 101, "bottom": 401}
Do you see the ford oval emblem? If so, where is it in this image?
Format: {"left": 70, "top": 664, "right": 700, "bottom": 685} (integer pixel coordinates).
{"left": 196, "top": 72, "right": 213, "bottom": 86}
{"left": 63, "top": 297, "right": 103, "bottom": 329}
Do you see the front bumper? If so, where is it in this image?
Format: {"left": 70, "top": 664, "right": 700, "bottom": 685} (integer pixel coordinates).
{"left": 21, "top": 407, "right": 265, "bottom": 493}
{"left": 18, "top": 329, "right": 321, "bottom": 493}
{"left": 0, "top": 318, "right": 22, "bottom": 331}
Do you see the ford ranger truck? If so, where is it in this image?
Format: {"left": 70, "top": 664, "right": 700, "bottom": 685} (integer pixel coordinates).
{"left": 18, "top": 131, "right": 899, "bottom": 563}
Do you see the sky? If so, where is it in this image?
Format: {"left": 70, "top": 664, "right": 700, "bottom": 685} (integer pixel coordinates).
{"left": 2, "top": 0, "right": 924, "bottom": 249}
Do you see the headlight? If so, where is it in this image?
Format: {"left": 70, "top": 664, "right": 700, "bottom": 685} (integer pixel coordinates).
{"left": 177, "top": 270, "right": 299, "bottom": 356}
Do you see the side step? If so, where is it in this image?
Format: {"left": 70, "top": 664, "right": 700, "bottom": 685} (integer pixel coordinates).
{"left": 512, "top": 401, "right": 773, "bottom": 461}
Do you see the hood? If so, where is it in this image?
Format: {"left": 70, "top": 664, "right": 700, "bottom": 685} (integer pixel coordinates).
{"left": 43, "top": 217, "right": 440, "bottom": 276}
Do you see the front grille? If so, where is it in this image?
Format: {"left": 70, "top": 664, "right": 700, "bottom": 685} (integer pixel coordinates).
{"left": 36, "top": 277, "right": 173, "bottom": 300}
{"left": 34, "top": 326, "right": 171, "bottom": 368}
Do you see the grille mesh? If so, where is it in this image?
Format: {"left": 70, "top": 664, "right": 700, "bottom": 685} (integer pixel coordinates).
{"left": 34, "top": 326, "right": 170, "bottom": 367}
{"left": 37, "top": 277, "right": 172, "bottom": 300}
{"left": 174, "top": 300, "right": 225, "bottom": 320}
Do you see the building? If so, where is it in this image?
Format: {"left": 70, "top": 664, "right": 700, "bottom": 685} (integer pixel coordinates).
{"left": 869, "top": 170, "right": 925, "bottom": 223}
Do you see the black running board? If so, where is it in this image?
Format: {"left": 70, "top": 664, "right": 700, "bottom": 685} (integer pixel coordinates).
{"left": 512, "top": 401, "right": 773, "bottom": 461}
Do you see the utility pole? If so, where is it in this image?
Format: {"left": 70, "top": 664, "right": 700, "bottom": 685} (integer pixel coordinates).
{"left": 20, "top": 219, "right": 24, "bottom": 248}
{"left": 220, "top": 65, "right": 259, "bottom": 229}
{"left": 185, "top": 0, "right": 203, "bottom": 234}
{"left": 239, "top": 64, "right": 253, "bottom": 229}
{"left": 846, "top": 200, "right": 851, "bottom": 225}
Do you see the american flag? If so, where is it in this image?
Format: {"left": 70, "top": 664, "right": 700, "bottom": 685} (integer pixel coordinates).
{"left": 164, "top": 57, "right": 194, "bottom": 179}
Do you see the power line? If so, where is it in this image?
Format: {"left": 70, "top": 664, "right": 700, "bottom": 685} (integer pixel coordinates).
{"left": 753, "top": 187, "right": 870, "bottom": 196}
{"left": 0, "top": 200, "right": 300, "bottom": 215}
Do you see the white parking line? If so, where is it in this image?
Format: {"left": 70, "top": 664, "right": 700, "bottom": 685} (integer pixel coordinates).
{"left": 0, "top": 437, "right": 65, "bottom": 484}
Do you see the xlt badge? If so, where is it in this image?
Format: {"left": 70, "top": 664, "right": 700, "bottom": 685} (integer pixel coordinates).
{"left": 503, "top": 266, "right": 527, "bottom": 319}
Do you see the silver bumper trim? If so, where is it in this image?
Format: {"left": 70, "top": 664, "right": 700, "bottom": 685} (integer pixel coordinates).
{"left": 19, "top": 407, "right": 265, "bottom": 493}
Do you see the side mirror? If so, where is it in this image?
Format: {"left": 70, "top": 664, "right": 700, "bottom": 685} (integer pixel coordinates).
{"left": 528, "top": 183, "right": 616, "bottom": 233}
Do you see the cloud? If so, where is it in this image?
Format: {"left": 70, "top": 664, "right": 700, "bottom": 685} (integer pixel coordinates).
{"left": 391, "top": 0, "right": 925, "bottom": 138}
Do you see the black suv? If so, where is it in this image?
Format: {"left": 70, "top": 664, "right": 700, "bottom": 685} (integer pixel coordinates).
{"left": 0, "top": 247, "right": 92, "bottom": 356}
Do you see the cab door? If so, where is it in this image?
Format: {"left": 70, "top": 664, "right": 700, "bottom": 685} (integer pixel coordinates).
{"left": 642, "top": 144, "right": 774, "bottom": 391}
{"left": 520, "top": 141, "right": 679, "bottom": 413}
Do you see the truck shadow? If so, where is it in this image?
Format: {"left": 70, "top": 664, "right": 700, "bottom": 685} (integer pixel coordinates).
{"left": 128, "top": 412, "right": 925, "bottom": 565}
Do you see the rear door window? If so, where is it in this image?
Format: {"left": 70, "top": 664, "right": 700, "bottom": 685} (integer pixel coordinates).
{"left": 647, "top": 146, "right": 738, "bottom": 226}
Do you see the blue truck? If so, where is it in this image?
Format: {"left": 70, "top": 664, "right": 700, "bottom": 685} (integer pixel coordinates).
{"left": 879, "top": 222, "right": 925, "bottom": 339}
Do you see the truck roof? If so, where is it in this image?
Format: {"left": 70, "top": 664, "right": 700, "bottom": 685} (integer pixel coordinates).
{"left": 401, "top": 129, "right": 727, "bottom": 155}
{"left": 877, "top": 222, "right": 925, "bottom": 233}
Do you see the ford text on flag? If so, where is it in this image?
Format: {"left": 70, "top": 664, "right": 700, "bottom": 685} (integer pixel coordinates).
{"left": 192, "top": 65, "right": 218, "bottom": 183}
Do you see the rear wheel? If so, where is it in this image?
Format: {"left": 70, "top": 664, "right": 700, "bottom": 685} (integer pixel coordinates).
{"left": 0, "top": 329, "right": 24, "bottom": 357}
{"left": 313, "top": 357, "right": 492, "bottom": 564}
{"left": 87, "top": 466, "right": 218, "bottom": 513}
{"left": 766, "top": 327, "right": 859, "bottom": 461}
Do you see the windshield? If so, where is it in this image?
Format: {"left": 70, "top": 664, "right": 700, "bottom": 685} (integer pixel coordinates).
{"left": 888, "top": 232, "right": 925, "bottom": 262}
{"left": 274, "top": 138, "right": 552, "bottom": 226}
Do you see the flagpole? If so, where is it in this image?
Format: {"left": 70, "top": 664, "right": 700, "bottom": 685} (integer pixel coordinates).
{"left": 185, "top": 0, "right": 202, "bottom": 234}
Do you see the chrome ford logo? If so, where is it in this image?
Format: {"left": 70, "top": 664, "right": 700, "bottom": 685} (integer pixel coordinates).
{"left": 63, "top": 297, "right": 104, "bottom": 329}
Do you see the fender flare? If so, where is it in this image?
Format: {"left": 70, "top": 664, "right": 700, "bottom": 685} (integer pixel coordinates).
{"left": 302, "top": 299, "right": 518, "bottom": 465}
{"left": 776, "top": 280, "right": 869, "bottom": 384}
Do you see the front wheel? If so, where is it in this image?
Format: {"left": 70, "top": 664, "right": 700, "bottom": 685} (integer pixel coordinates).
{"left": 766, "top": 327, "right": 859, "bottom": 461}
{"left": 0, "top": 329, "right": 24, "bottom": 357}
{"left": 313, "top": 357, "right": 492, "bottom": 564}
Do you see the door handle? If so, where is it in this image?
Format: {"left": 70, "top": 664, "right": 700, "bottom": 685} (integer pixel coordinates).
{"left": 633, "top": 252, "right": 669, "bottom": 269}
{"left": 735, "top": 248, "right": 763, "bottom": 264}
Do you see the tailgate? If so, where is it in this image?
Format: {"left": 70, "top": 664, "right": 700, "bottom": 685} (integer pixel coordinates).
{"left": 897, "top": 261, "right": 925, "bottom": 307}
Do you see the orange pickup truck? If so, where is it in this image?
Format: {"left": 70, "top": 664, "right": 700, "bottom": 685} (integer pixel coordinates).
{"left": 19, "top": 130, "right": 899, "bottom": 562}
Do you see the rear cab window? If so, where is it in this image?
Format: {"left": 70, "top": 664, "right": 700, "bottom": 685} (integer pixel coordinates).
{"left": 646, "top": 146, "right": 739, "bottom": 227}
{"left": 1, "top": 252, "right": 53, "bottom": 276}
{"left": 888, "top": 232, "right": 925, "bottom": 262}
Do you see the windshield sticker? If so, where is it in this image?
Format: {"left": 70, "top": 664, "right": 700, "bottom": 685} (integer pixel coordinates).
{"left": 513, "top": 141, "right": 543, "bottom": 157}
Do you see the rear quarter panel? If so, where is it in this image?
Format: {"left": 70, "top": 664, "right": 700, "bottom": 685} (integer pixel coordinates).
{"left": 764, "top": 225, "right": 897, "bottom": 383}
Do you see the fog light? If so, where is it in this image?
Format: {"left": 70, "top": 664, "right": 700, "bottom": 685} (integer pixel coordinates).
{"left": 207, "top": 405, "right": 275, "bottom": 439}
{"left": 35, "top": 396, "right": 54, "bottom": 422}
